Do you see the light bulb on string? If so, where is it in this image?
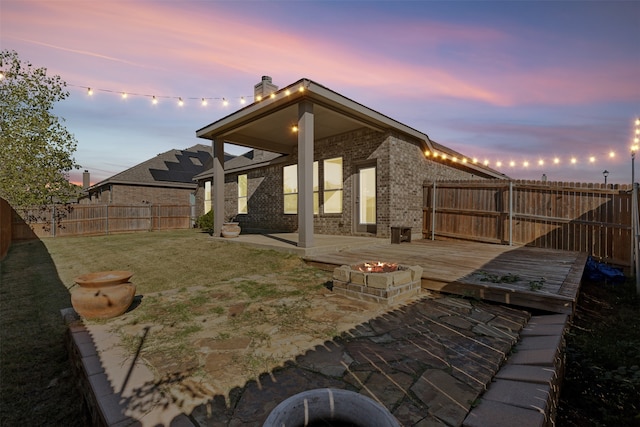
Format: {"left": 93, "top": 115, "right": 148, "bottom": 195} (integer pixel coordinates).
{"left": 571, "top": 158, "right": 577, "bottom": 164}
{"left": 589, "top": 156, "right": 596, "bottom": 163}
{"left": 87, "top": 87, "right": 93, "bottom": 96}
{"left": 178, "top": 97, "right": 184, "bottom": 107}
{"left": 554, "top": 158, "right": 560, "bottom": 165}
{"left": 121, "top": 92, "right": 128, "bottom": 99}
{"left": 256, "top": 95, "right": 263, "bottom": 101}
{"left": 222, "top": 98, "right": 229, "bottom": 106}
{"left": 201, "top": 98, "right": 208, "bottom": 106}
{"left": 152, "top": 96, "right": 158, "bottom": 105}
{"left": 240, "top": 97, "right": 246, "bottom": 105}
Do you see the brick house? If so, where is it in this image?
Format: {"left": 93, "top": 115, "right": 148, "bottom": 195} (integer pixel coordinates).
{"left": 195, "top": 77, "right": 505, "bottom": 247}
{"left": 81, "top": 144, "right": 224, "bottom": 206}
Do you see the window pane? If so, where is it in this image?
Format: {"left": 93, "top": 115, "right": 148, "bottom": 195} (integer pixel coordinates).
{"left": 238, "top": 198, "right": 247, "bottom": 214}
{"left": 324, "top": 157, "right": 343, "bottom": 190}
{"left": 204, "top": 181, "right": 212, "bottom": 213}
{"left": 313, "top": 161, "right": 319, "bottom": 191}
{"left": 324, "top": 190, "right": 342, "bottom": 214}
{"left": 314, "top": 192, "right": 319, "bottom": 215}
{"left": 360, "top": 167, "right": 376, "bottom": 224}
{"left": 238, "top": 174, "right": 247, "bottom": 197}
{"left": 284, "top": 194, "right": 297, "bottom": 214}
{"left": 283, "top": 165, "right": 297, "bottom": 194}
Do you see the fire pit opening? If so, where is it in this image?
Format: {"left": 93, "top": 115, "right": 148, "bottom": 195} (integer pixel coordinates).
{"left": 353, "top": 261, "right": 398, "bottom": 273}
{"left": 263, "top": 388, "right": 400, "bottom": 427}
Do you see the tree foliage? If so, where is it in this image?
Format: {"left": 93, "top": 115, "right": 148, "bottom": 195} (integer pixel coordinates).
{"left": 0, "top": 50, "right": 81, "bottom": 207}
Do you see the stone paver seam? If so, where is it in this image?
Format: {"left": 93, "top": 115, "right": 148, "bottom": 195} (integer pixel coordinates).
{"left": 443, "top": 348, "right": 499, "bottom": 387}
{"left": 419, "top": 335, "right": 493, "bottom": 388}
{"left": 404, "top": 336, "right": 487, "bottom": 390}
{"left": 407, "top": 320, "right": 506, "bottom": 375}
{"left": 338, "top": 360, "right": 386, "bottom": 408}
{"left": 417, "top": 375, "right": 469, "bottom": 412}
{"left": 417, "top": 314, "right": 507, "bottom": 358}
{"left": 358, "top": 350, "right": 415, "bottom": 400}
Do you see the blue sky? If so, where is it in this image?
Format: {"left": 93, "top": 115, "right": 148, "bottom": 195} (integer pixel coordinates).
{"left": 2, "top": 0, "right": 638, "bottom": 185}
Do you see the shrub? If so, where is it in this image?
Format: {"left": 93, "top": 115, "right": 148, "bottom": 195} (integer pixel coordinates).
{"left": 196, "top": 210, "right": 214, "bottom": 234}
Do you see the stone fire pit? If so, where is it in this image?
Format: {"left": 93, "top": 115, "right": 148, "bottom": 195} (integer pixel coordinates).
{"left": 332, "top": 261, "right": 422, "bottom": 305}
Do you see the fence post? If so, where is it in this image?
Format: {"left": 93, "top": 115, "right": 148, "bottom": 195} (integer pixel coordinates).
{"left": 633, "top": 183, "right": 640, "bottom": 295}
{"left": 431, "top": 182, "right": 437, "bottom": 241}
{"left": 508, "top": 181, "right": 513, "bottom": 246}
{"left": 105, "top": 205, "right": 109, "bottom": 235}
{"left": 51, "top": 204, "right": 56, "bottom": 237}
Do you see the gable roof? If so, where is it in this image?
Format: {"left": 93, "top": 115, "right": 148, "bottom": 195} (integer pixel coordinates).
{"left": 196, "top": 78, "right": 505, "bottom": 179}
{"left": 89, "top": 144, "right": 220, "bottom": 190}
{"left": 193, "top": 149, "right": 283, "bottom": 181}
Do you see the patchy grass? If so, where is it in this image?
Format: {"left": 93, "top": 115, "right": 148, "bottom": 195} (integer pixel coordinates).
{"left": 43, "top": 229, "right": 303, "bottom": 294}
{"left": 558, "top": 278, "right": 640, "bottom": 426}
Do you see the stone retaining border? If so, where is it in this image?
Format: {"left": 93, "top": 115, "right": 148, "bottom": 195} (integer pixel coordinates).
{"left": 61, "top": 308, "right": 195, "bottom": 427}
{"left": 463, "top": 314, "right": 569, "bottom": 427}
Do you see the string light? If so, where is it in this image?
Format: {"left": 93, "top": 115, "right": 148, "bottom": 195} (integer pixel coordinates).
{"left": 64, "top": 82, "right": 629, "bottom": 174}
{"left": 68, "top": 83, "right": 255, "bottom": 108}
{"left": 292, "top": 125, "right": 298, "bottom": 133}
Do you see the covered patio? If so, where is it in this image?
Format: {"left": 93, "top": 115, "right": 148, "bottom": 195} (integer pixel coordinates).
{"left": 197, "top": 78, "right": 496, "bottom": 248}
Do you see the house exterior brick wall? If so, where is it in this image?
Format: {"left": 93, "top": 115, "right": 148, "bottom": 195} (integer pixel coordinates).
{"left": 195, "top": 127, "right": 482, "bottom": 237}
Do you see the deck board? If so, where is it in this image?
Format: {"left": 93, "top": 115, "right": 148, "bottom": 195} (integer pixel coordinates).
{"left": 305, "top": 239, "right": 586, "bottom": 315}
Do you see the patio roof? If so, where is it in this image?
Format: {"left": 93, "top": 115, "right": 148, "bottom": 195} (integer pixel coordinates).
{"left": 196, "top": 78, "right": 503, "bottom": 179}
{"left": 196, "top": 78, "right": 435, "bottom": 154}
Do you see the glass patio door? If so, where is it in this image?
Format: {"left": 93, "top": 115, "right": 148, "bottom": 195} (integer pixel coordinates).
{"left": 355, "top": 165, "right": 376, "bottom": 234}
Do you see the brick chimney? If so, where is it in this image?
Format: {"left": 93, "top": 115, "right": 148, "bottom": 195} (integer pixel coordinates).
{"left": 254, "top": 76, "right": 278, "bottom": 100}
{"left": 82, "top": 170, "right": 90, "bottom": 189}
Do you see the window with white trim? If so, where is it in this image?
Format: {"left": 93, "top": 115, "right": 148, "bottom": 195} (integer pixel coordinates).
{"left": 238, "top": 174, "right": 248, "bottom": 214}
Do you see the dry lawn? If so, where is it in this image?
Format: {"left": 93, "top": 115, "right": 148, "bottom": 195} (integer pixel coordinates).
{"left": 39, "top": 229, "right": 396, "bottom": 413}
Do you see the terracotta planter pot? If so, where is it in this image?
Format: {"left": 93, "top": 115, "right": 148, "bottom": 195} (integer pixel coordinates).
{"left": 71, "top": 271, "right": 136, "bottom": 319}
{"left": 221, "top": 222, "right": 241, "bottom": 238}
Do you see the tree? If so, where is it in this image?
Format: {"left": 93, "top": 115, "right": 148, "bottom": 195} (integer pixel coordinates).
{"left": 0, "top": 50, "right": 81, "bottom": 208}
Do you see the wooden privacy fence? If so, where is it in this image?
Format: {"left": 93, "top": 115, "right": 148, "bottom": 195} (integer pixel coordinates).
{"left": 423, "top": 180, "right": 636, "bottom": 268}
{"left": 11, "top": 204, "right": 193, "bottom": 239}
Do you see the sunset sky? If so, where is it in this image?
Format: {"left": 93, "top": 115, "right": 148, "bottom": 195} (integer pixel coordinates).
{"left": 2, "top": 0, "right": 639, "bottom": 185}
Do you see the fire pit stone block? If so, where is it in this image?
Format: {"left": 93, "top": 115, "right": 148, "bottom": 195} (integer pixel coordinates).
{"left": 393, "top": 269, "right": 413, "bottom": 286}
{"left": 350, "top": 270, "right": 367, "bottom": 286}
{"left": 408, "top": 265, "right": 423, "bottom": 282}
{"left": 333, "top": 265, "right": 351, "bottom": 282}
{"left": 367, "top": 273, "right": 393, "bottom": 289}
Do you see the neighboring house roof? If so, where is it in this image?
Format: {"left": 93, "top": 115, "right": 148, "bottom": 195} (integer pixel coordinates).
{"left": 193, "top": 149, "right": 284, "bottom": 181}
{"left": 196, "top": 78, "right": 506, "bottom": 180}
{"left": 89, "top": 144, "right": 223, "bottom": 190}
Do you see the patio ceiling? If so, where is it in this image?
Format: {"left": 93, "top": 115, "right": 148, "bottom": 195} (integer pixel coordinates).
{"left": 196, "top": 78, "right": 433, "bottom": 155}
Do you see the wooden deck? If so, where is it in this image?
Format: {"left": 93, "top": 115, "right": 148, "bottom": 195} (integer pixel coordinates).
{"left": 305, "top": 239, "right": 588, "bottom": 315}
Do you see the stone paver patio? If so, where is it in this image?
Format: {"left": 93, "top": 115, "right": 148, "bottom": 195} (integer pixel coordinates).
{"left": 66, "top": 286, "right": 568, "bottom": 426}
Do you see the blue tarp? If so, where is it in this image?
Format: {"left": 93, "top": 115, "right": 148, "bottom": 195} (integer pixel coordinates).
{"left": 585, "top": 256, "right": 626, "bottom": 285}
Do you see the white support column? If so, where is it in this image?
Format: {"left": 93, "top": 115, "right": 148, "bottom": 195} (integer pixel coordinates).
{"left": 297, "top": 100, "right": 314, "bottom": 248}
{"left": 212, "top": 138, "right": 225, "bottom": 237}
